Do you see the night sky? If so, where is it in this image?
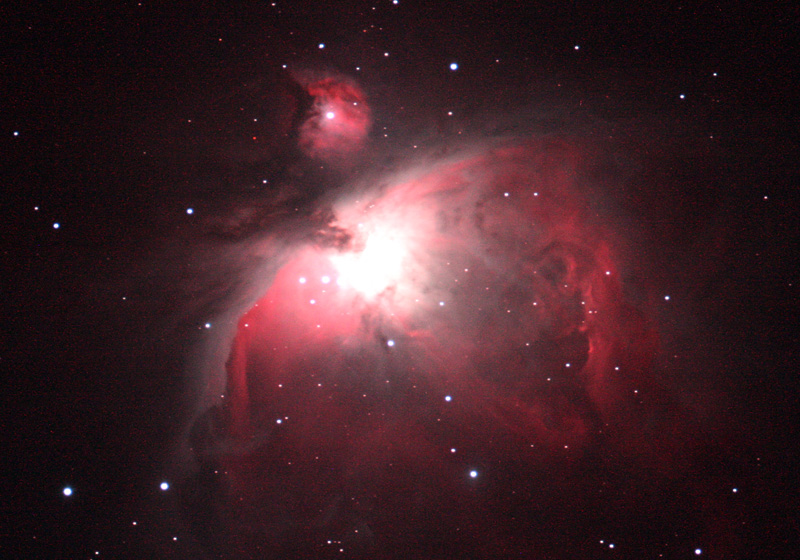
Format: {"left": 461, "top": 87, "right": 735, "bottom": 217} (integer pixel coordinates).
{"left": 4, "top": 2, "right": 799, "bottom": 559}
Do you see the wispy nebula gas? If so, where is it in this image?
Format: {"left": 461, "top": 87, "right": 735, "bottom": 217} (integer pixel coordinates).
{"left": 175, "top": 73, "right": 738, "bottom": 559}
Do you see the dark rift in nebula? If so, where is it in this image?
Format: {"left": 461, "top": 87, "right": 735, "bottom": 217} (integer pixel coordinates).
{"left": 179, "top": 73, "right": 736, "bottom": 558}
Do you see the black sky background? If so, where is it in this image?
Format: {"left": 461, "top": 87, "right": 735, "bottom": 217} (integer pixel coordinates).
{"left": 3, "top": 2, "right": 800, "bottom": 558}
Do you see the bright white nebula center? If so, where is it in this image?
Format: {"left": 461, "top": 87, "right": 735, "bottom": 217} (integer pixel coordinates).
{"left": 324, "top": 175, "right": 442, "bottom": 310}
{"left": 331, "top": 227, "right": 407, "bottom": 299}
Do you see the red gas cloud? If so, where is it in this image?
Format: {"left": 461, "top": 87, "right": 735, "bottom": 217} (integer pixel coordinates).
{"left": 185, "top": 136, "right": 738, "bottom": 559}
{"left": 297, "top": 74, "right": 371, "bottom": 164}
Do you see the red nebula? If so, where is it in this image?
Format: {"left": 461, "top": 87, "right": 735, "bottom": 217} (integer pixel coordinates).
{"left": 297, "top": 74, "right": 371, "bottom": 164}
{"left": 191, "top": 137, "right": 735, "bottom": 558}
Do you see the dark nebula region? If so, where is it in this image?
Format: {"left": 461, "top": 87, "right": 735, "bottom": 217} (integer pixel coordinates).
{"left": 179, "top": 73, "right": 742, "bottom": 559}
